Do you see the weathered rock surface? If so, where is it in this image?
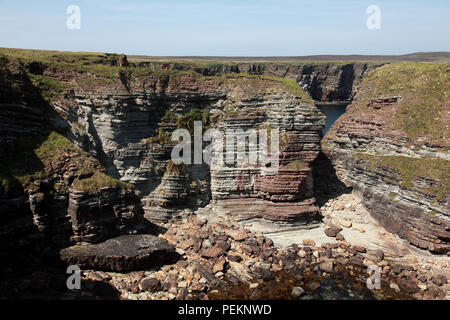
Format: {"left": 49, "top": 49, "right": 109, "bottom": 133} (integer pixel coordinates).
{"left": 134, "top": 61, "right": 381, "bottom": 102}
{"left": 60, "top": 234, "right": 177, "bottom": 272}
{"left": 324, "top": 63, "right": 450, "bottom": 253}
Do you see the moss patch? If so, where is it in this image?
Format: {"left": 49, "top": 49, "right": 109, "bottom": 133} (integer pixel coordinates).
{"left": 355, "top": 153, "right": 449, "bottom": 200}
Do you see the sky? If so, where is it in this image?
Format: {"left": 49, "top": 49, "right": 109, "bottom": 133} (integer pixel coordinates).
{"left": 0, "top": 0, "right": 449, "bottom": 56}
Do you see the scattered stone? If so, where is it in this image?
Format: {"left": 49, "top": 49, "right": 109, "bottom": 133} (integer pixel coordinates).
{"left": 302, "top": 239, "right": 316, "bottom": 246}
{"left": 212, "top": 257, "right": 226, "bottom": 274}
{"left": 375, "top": 249, "right": 384, "bottom": 261}
{"left": 249, "top": 283, "right": 259, "bottom": 289}
{"left": 339, "top": 219, "right": 352, "bottom": 228}
{"left": 324, "top": 224, "right": 342, "bottom": 238}
{"left": 178, "top": 239, "right": 195, "bottom": 250}
{"left": 291, "top": 286, "right": 305, "bottom": 298}
{"left": 352, "top": 245, "right": 366, "bottom": 253}
{"left": 140, "top": 277, "right": 160, "bottom": 293}
{"left": 225, "top": 229, "right": 248, "bottom": 241}
{"left": 200, "top": 246, "right": 225, "bottom": 258}
{"left": 432, "top": 275, "right": 446, "bottom": 286}
{"left": 227, "top": 254, "right": 242, "bottom": 263}
{"left": 320, "top": 261, "right": 334, "bottom": 273}
{"left": 307, "top": 282, "right": 321, "bottom": 292}
{"left": 390, "top": 282, "right": 400, "bottom": 292}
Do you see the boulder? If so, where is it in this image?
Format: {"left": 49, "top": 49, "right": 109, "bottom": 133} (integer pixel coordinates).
{"left": 60, "top": 234, "right": 177, "bottom": 272}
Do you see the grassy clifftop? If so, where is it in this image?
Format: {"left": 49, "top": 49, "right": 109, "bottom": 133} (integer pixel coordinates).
{"left": 345, "top": 62, "right": 449, "bottom": 147}
{"left": 0, "top": 48, "right": 313, "bottom": 102}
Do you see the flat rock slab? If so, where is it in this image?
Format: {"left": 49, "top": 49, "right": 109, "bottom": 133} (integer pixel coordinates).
{"left": 60, "top": 234, "right": 178, "bottom": 272}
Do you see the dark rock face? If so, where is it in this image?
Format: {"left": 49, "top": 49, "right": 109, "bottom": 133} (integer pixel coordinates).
{"left": 60, "top": 234, "right": 177, "bottom": 272}
{"left": 68, "top": 188, "right": 145, "bottom": 244}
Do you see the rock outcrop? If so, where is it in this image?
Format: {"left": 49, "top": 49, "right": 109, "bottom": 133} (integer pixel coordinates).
{"left": 60, "top": 234, "right": 177, "bottom": 272}
{"left": 324, "top": 62, "right": 450, "bottom": 253}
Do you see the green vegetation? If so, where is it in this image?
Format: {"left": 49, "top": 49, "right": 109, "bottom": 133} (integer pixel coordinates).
{"left": 28, "top": 74, "right": 71, "bottom": 101}
{"left": 218, "top": 73, "right": 313, "bottom": 102}
{"left": 176, "top": 108, "right": 210, "bottom": 133}
{"left": 285, "top": 160, "right": 309, "bottom": 170}
{"left": 141, "top": 127, "right": 173, "bottom": 145}
{"left": 0, "top": 48, "right": 315, "bottom": 105}
{"left": 142, "top": 108, "right": 211, "bottom": 145}
{"left": 164, "top": 160, "right": 186, "bottom": 176}
{"left": 357, "top": 62, "right": 449, "bottom": 146}
{"left": 0, "top": 131, "right": 129, "bottom": 196}
{"left": 72, "top": 171, "right": 132, "bottom": 193}
{"left": 388, "top": 192, "right": 398, "bottom": 198}
{"left": 355, "top": 153, "right": 449, "bottom": 200}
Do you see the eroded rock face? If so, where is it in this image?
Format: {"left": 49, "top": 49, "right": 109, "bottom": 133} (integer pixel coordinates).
{"left": 60, "top": 74, "right": 325, "bottom": 225}
{"left": 0, "top": 58, "right": 148, "bottom": 247}
{"left": 68, "top": 187, "right": 145, "bottom": 244}
{"left": 324, "top": 63, "right": 450, "bottom": 253}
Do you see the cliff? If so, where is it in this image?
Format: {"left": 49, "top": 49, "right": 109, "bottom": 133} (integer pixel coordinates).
{"left": 324, "top": 62, "right": 450, "bottom": 253}
{"left": 0, "top": 55, "right": 147, "bottom": 248}
{"left": 133, "top": 60, "right": 381, "bottom": 102}
{"left": 0, "top": 49, "right": 328, "bottom": 240}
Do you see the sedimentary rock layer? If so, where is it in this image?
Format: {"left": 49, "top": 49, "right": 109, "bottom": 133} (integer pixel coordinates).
{"left": 324, "top": 62, "right": 450, "bottom": 253}
{"left": 134, "top": 61, "right": 381, "bottom": 102}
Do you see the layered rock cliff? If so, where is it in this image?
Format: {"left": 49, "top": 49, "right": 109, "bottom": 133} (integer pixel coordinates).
{"left": 0, "top": 49, "right": 327, "bottom": 239}
{"left": 0, "top": 55, "right": 147, "bottom": 248}
{"left": 1, "top": 49, "right": 448, "bottom": 260}
{"left": 324, "top": 62, "right": 450, "bottom": 253}
{"left": 134, "top": 61, "right": 381, "bottom": 102}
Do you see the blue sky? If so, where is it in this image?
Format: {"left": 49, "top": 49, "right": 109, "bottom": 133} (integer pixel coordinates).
{"left": 0, "top": 0, "right": 449, "bottom": 56}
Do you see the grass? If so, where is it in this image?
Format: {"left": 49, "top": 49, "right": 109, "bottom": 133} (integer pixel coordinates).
{"left": 176, "top": 108, "right": 210, "bottom": 133}
{"left": 352, "top": 62, "right": 449, "bottom": 146}
{"left": 0, "top": 131, "right": 130, "bottom": 196}
{"left": 141, "top": 108, "right": 211, "bottom": 145}
{"left": 355, "top": 153, "right": 449, "bottom": 200}
{"left": 72, "top": 171, "right": 132, "bottom": 193}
